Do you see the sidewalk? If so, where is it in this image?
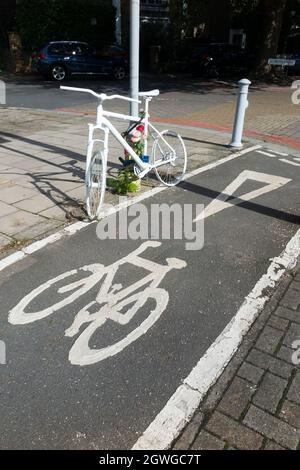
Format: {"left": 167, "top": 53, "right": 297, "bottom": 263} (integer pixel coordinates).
{"left": 55, "top": 80, "right": 300, "bottom": 150}
{"left": 173, "top": 262, "right": 300, "bottom": 450}
{"left": 0, "top": 106, "right": 235, "bottom": 256}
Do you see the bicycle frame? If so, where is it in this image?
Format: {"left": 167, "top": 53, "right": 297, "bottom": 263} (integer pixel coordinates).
{"left": 89, "top": 99, "right": 177, "bottom": 178}
{"left": 65, "top": 241, "right": 181, "bottom": 336}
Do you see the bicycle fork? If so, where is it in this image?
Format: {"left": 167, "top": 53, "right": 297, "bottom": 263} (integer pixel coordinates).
{"left": 86, "top": 123, "right": 109, "bottom": 185}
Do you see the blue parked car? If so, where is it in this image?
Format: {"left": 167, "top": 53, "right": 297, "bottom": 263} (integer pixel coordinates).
{"left": 32, "top": 41, "right": 128, "bottom": 81}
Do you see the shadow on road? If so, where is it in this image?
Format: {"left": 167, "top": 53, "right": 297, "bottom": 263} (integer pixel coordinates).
{"left": 180, "top": 180, "right": 300, "bottom": 225}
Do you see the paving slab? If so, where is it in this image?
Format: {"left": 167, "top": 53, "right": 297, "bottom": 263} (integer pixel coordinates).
{"left": 0, "top": 232, "right": 14, "bottom": 249}
{"left": 0, "top": 210, "right": 45, "bottom": 236}
{"left": 0, "top": 185, "right": 36, "bottom": 204}
{"left": 0, "top": 201, "right": 18, "bottom": 217}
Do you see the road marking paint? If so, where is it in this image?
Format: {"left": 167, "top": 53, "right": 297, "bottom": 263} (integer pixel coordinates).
{"left": 0, "top": 145, "right": 261, "bottom": 274}
{"left": 8, "top": 241, "right": 187, "bottom": 366}
{"left": 182, "top": 145, "right": 262, "bottom": 181}
{"left": 22, "top": 222, "right": 90, "bottom": 255}
{"left": 256, "top": 150, "right": 276, "bottom": 157}
{"left": 132, "top": 228, "right": 300, "bottom": 450}
{"left": 194, "top": 170, "right": 291, "bottom": 222}
{"left": 63, "top": 221, "right": 90, "bottom": 235}
{"left": 0, "top": 251, "right": 26, "bottom": 272}
{"left": 272, "top": 150, "right": 289, "bottom": 157}
{"left": 280, "top": 158, "right": 300, "bottom": 167}
{"left": 23, "top": 232, "right": 64, "bottom": 255}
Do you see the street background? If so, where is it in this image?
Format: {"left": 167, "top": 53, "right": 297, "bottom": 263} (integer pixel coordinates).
{"left": 0, "top": 55, "right": 300, "bottom": 452}
{"left": 0, "top": 74, "right": 299, "bottom": 254}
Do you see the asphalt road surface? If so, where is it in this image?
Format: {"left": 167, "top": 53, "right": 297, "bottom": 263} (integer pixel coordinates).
{"left": 3, "top": 74, "right": 237, "bottom": 112}
{"left": 0, "top": 148, "right": 299, "bottom": 449}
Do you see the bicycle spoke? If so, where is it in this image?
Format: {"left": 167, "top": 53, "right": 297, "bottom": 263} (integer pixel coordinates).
{"left": 86, "top": 151, "right": 105, "bottom": 219}
{"left": 153, "top": 131, "right": 187, "bottom": 186}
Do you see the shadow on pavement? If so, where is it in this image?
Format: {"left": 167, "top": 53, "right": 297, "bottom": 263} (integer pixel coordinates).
{"left": 0, "top": 130, "right": 121, "bottom": 216}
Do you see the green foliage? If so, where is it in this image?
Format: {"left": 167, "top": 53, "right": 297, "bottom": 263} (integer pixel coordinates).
{"left": 0, "top": 0, "right": 17, "bottom": 46}
{"left": 107, "top": 166, "right": 140, "bottom": 195}
{"left": 16, "top": 0, "right": 115, "bottom": 48}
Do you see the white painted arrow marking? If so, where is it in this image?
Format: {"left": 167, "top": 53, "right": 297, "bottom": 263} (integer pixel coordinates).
{"left": 194, "top": 170, "right": 291, "bottom": 222}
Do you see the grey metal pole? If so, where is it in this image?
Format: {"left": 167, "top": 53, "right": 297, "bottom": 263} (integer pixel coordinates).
{"left": 130, "top": 0, "right": 140, "bottom": 118}
{"left": 113, "top": 0, "right": 122, "bottom": 45}
{"left": 229, "top": 78, "right": 251, "bottom": 148}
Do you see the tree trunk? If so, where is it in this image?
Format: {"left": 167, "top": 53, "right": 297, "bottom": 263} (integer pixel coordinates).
{"left": 0, "top": 0, "right": 16, "bottom": 46}
{"left": 256, "top": 0, "right": 288, "bottom": 74}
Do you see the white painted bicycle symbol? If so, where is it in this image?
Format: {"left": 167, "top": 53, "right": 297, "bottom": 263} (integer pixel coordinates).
{"left": 9, "top": 241, "right": 186, "bottom": 366}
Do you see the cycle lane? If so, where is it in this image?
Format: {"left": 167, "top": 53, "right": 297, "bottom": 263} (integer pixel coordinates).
{"left": 0, "top": 148, "right": 299, "bottom": 449}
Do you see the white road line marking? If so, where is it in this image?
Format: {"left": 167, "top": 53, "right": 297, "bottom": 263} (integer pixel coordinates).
{"left": 280, "top": 158, "right": 300, "bottom": 167}
{"left": 0, "top": 251, "right": 26, "bottom": 272}
{"left": 182, "top": 145, "right": 261, "bottom": 181}
{"left": 0, "top": 145, "right": 260, "bottom": 274}
{"left": 23, "top": 232, "right": 65, "bottom": 255}
{"left": 132, "top": 228, "right": 300, "bottom": 450}
{"left": 272, "top": 150, "right": 289, "bottom": 156}
{"left": 256, "top": 150, "right": 276, "bottom": 157}
{"left": 193, "top": 170, "right": 291, "bottom": 222}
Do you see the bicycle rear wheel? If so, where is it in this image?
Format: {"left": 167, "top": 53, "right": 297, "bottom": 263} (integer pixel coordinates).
{"left": 86, "top": 150, "right": 106, "bottom": 219}
{"left": 8, "top": 264, "right": 103, "bottom": 325}
{"left": 152, "top": 130, "right": 187, "bottom": 186}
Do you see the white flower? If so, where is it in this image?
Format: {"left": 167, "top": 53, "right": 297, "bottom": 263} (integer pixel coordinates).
{"left": 131, "top": 130, "right": 142, "bottom": 143}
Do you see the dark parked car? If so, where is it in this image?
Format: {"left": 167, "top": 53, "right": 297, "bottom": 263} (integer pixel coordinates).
{"left": 287, "top": 53, "right": 300, "bottom": 75}
{"left": 101, "top": 44, "right": 129, "bottom": 61}
{"left": 190, "top": 43, "right": 251, "bottom": 78}
{"left": 32, "top": 41, "right": 128, "bottom": 81}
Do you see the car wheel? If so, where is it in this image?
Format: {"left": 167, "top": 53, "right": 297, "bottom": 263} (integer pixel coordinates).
{"left": 50, "top": 64, "right": 67, "bottom": 81}
{"left": 113, "top": 65, "right": 126, "bottom": 80}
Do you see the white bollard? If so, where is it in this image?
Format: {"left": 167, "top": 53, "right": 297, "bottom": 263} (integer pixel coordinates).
{"left": 229, "top": 78, "right": 251, "bottom": 148}
{"left": 0, "top": 80, "right": 6, "bottom": 105}
{"left": 0, "top": 339, "right": 6, "bottom": 365}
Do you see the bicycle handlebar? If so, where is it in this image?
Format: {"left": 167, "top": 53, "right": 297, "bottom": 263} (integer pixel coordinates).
{"left": 60, "top": 86, "right": 141, "bottom": 104}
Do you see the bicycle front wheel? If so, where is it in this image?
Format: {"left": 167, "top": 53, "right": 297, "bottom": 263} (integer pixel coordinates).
{"left": 153, "top": 130, "right": 187, "bottom": 186}
{"left": 68, "top": 287, "right": 169, "bottom": 366}
{"left": 86, "top": 150, "right": 106, "bottom": 219}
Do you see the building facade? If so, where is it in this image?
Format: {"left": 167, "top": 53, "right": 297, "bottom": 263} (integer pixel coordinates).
{"left": 141, "top": 0, "right": 170, "bottom": 22}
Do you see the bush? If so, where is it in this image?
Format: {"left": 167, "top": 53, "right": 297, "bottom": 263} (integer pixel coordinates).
{"left": 16, "top": 0, "right": 115, "bottom": 49}
{"left": 107, "top": 166, "right": 141, "bottom": 195}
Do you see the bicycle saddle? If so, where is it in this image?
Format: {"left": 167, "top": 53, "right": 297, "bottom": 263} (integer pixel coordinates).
{"left": 138, "top": 89, "right": 160, "bottom": 97}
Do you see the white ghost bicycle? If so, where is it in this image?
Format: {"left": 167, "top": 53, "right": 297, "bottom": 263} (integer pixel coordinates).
{"left": 8, "top": 241, "right": 187, "bottom": 366}
{"left": 60, "top": 86, "right": 187, "bottom": 219}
